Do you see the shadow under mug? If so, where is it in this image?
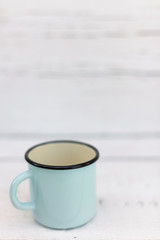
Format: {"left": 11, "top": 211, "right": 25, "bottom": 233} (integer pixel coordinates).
{"left": 10, "top": 140, "right": 99, "bottom": 229}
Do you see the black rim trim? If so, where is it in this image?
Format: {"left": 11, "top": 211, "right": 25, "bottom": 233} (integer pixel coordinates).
{"left": 25, "top": 140, "right": 99, "bottom": 170}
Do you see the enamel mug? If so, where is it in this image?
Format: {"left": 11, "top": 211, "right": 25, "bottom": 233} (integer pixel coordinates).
{"left": 10, "top": 140, "right": 99, "bottom": 229}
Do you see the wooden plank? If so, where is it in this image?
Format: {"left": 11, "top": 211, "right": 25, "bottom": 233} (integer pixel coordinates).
{"left": 1, "top": 138, "right": 160, "bottom": 159}
{"left": 1, "top": 160, "right": 160, "bottom": 239}
{"left": 1, "top": 0, "right": 160, "bottom": 13}
{"left": 0, "top": 78, "right": 160, "bottom": 134}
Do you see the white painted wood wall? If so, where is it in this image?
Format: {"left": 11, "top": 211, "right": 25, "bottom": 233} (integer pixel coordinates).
{"left": 1, "top": 0, "right": 160, "bottom": 239}
{"left": 1, "top": 0, "right": 160, "bottom": 137}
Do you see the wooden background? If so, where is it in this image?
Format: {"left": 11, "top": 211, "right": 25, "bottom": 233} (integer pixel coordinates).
{"left": 1, "top": 0, "right": 160, "bottom": 239}
{"left": 1, "top": 0, "right": 160, "bottom": 157}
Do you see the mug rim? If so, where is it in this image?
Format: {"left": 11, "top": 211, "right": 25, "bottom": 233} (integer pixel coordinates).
{"left": 25, "top": 140, "right": 99, "bottom": 170}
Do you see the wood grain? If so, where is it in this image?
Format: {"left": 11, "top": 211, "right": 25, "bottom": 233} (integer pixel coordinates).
{"left": 0, "top": 0, "right": 160, "bottom": 136}
{"left": 0, "top": 78, "right": 160, "bottom": 134}
{"left": 1, "top": 138, "right": 160, "bottom": 160}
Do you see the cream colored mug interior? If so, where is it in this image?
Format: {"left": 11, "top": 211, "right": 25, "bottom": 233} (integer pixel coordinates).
{"left": 27, "top": 142, "right": 97, "bottom": 166}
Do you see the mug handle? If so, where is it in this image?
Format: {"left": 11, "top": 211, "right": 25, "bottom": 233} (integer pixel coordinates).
{"left": 9, "top": 170, "right": 35, "bottom": 210}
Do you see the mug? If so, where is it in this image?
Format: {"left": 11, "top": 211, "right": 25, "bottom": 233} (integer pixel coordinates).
{"left": 10, "top": 140, "right": 99, "bottom": 229}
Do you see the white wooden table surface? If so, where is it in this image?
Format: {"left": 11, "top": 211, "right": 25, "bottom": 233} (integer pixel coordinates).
{"left": 1, "top": 139, "right": 160, "bottom": 240}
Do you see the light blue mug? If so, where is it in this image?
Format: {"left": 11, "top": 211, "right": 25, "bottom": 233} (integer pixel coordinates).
{"left": 10, "top": 140, "right": 99, "bottom": 229}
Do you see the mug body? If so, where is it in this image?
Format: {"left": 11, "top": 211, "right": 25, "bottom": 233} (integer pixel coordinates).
{"left": 10, "top": 140, "right": 99, "bottom": 229}
{"left": 29, "top": 162, "right": 96, "bottom": 229}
